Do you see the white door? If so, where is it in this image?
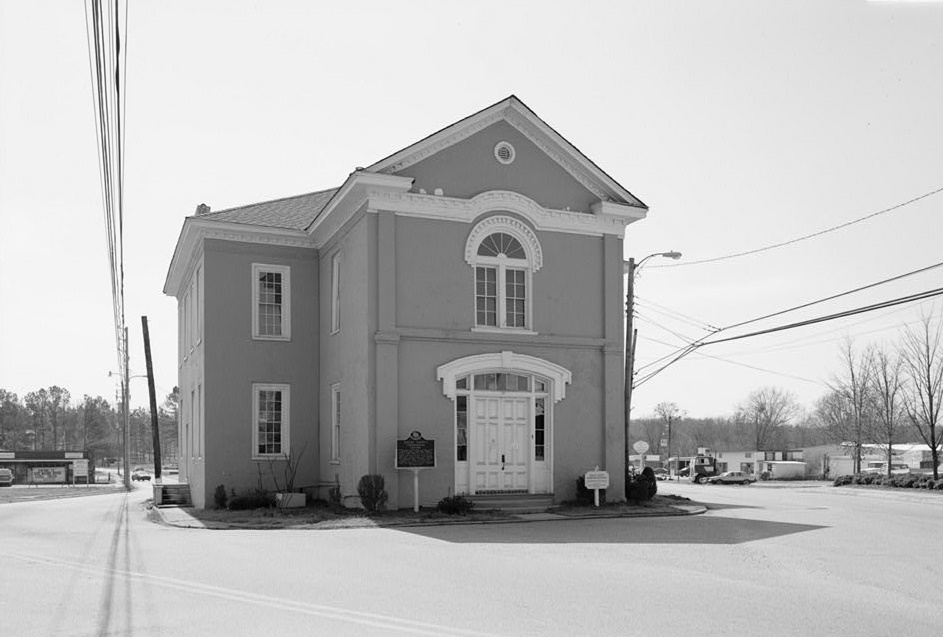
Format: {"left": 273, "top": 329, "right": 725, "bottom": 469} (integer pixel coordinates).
{"left": 472, "top": 396, "right": 529, "bottom": 492}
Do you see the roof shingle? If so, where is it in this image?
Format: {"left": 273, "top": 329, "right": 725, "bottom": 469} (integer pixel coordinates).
{"left": 195, "top": 187, "right": 338, "bottom": 230}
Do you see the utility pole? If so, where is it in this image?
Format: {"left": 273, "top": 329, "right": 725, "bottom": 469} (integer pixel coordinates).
{"left": 142, "top": 316, "right": 162, "bottom": 481}
{"left": 123, "top": 327, "right": 131, "bottom": 490}
{"left": 623, "top": 257, "right": 636, "bottom": 498}
{"left": 623, "top": 251, "right": 682, "bottom": 498}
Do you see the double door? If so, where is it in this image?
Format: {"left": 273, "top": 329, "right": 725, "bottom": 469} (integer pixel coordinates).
{"left": 472, "top": 396, "right": 529, "bottom": 492}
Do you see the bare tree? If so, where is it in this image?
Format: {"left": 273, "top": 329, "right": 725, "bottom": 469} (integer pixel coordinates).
{"left": 828, "top": 339, "right": 874, "bottom": 474}
{"left": 46, "top": 386, "right": 71, "bottom": 450}
{"left": 899, "top": 313, "right": 943, "bottom": 479}
{"left": 0, "top": 389, "right": 20, "bottom": 449}
{"left": 654, "top": 402, "right": 684, "bottom": 475}
{"left": 737, "top": 387, "right": 800, "bottom": 451}
{"left": 24, "top": 389, "right": 48, "bottom": 450}
{"left": 869, "top": 346, "right": 905, "bottom": 478}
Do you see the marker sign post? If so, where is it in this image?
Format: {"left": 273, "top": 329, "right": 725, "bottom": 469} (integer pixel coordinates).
{"left": 395, "top": 431, "right": 436, "bottom": 512}
{"left": 583, "top": 466, "right": 609, "bottom": 507}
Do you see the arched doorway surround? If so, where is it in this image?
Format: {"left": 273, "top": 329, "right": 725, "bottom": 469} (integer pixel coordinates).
{"left": 437, "top": 351, "right": 571, "bottom": 495}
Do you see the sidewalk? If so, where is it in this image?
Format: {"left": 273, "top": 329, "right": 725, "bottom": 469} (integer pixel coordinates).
{"left": 149, "top": 501, "right": 707, "bottom": 530}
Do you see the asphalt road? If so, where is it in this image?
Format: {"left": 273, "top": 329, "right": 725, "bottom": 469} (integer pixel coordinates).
{"left": 1, "top": 480, "right": 941, "bottom": 636}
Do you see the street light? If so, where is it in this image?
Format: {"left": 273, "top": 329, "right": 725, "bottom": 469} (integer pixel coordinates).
{"left": 623, "top": 251, "right": 682, "bottom": 497}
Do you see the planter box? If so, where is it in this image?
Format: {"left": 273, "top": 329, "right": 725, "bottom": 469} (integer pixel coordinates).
{"left": 276, "top": 492, "right": 306, "bottom": 509}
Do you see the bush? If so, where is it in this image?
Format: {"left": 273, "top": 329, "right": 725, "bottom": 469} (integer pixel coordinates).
{"left": 759, "top": 471, "right": 771, "bottom": 481}
{"left": 213, "top": 484, "right": 228, "bottom": 509}
{"left": 641, "top": 467, "right": 657, "bottom": 499}
{"left": 627, "top": 479, "right": 651, "bottom": 503}
{"left": 437, "top": 495, "right": 475, "bottom": 515}
{"left": 936, "top": 480, "right": 943, "bottom": 490}
{"left": 833, "top": 475, "right": 853, "bottom": 486}
{"left": 357, "top": 474, "right": 388, "bottom": 512}
{"left": 228, "top": 489, "right": 276, "bottom": 510}
{"left": 575, "top": 475, "right": 606, "bottom": 506}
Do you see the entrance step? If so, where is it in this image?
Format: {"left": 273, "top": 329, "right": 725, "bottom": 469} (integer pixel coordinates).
{"left": 468, "top": 493, "right": 554, "bottom": 514}
{"left": 158, "top": 483, "right": 193, "bottom": 508}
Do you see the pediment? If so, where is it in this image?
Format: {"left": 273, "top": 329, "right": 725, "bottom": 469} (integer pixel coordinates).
{"left": 367, "top": 96, "right": 646, "bottom": 214}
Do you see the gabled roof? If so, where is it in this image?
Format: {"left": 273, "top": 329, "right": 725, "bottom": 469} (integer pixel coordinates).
{"left": 367, "top": 95, "right": 647, "bottom": 209}
{"left": 194, "top": 187, "right": 338, "bottom": 230}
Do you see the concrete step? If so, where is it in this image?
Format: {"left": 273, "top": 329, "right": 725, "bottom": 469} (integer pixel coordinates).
{"left": 468, "top": 493, "right": 554, "bottom": 513}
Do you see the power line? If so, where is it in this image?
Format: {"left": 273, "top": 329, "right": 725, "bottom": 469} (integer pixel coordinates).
{"left": 633, "top": 286, "right": 943, "bottom": 387}
{"left": 651, "top": 186, "right": 943, "bottom": 268}
{"left": 638, "top": 334, "right": 823, "bottom": 385}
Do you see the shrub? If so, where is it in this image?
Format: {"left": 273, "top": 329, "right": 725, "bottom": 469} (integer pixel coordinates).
{"left": 936, "top": 480, "right": 943, "bottom": 490}
{"left": 759, "top": 471, "right": 771, "bottom": 481}
{"left": 833, "top": 475, "right": 854, "bottom": 486}
{"left": 575, "top": 475, "right": 606, "bottom": 506}
{"left": 213, "top": 484, "right": 228, "bottom": 509}
{"left": 228, "top": 489, "right": 275, "bottom": 510}
{"left": 437, "top": 494, "right": 475, "bottom": 515}
{"left": 641, "top": 467, "right": 657, "bottom": 499}
{"left": 357, "top": 474, "right": 388, "bottom": 512}
{"left": 627, "top": 478, "right": 651, "bottom": 503}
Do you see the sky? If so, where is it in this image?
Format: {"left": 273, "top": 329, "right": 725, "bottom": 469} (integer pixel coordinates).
{"left": 1, "top": 0, "right": 941, "bottom": 419}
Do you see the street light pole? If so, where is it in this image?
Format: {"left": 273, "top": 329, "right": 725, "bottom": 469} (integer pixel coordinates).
{"left": 624, "top": 251, "right": 682, "bottom": 498}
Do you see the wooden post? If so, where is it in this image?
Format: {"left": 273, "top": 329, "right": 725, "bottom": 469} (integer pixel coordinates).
{"left": 141, "top": 316, "right": 162, "bottom": 480}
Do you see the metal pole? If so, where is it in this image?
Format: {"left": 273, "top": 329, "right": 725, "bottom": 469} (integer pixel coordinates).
{"left": 623, "top": 258, "right": 635, "bottom": 499}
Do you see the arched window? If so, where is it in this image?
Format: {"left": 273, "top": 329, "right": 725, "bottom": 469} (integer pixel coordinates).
{"left": 465, "top": 216, "right": 542, "bottom": 331}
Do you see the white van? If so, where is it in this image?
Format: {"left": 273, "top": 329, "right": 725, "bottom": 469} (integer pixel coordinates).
{"left": 863, "top": 461, "right": 909, "bottom": 475}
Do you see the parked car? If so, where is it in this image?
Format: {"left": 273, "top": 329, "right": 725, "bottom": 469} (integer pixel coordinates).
{"left": 653, "top": 468, "right": 669, "bottom": 481}
{"left": 863, "top": 461, "right": 910, "bottom": 475}
{"left": 708, "top": 471, "right": 755, "bottom": 485}
{"left": 131, "top": 467, "right": 151, "bottom": 481}
{"left": 0, "top": 468, "right": 13, "bottom": 486}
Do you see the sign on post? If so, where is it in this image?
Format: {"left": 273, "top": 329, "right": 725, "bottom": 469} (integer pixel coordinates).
{"left": 584, "top": 466, "right": 609, "bottom": 507}
{"left": 395, "top": 431, "right": 435, "bottom": 512}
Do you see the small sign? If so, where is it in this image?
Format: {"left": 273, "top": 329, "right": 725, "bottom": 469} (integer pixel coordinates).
{"left": 633, "top": 440, "right": 650, "bottom": 454}
{"left": 0, "top": 452, "right": 13, "bottom": 459}
{"left": 73, "top": 459, "right": 89, "bottom": 477}
{"left": 660, "top": 438, "right": 668, "bottom": 448}
{"left": 64, "top": 452, "right": 83, "bottom": 459}
{"left": 396, "top": 431, "right": 435, "bottom": 469}
{"left": 584, "top": 470, "right": 610, "bottom": 490}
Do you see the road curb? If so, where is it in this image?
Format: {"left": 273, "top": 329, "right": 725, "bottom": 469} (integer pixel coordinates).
{"left": 148, "top": 501, "right": 708, "bottom": 531}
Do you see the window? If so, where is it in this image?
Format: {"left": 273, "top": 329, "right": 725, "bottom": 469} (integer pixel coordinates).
{"left": 535, "top": 397, "right": 546, "bottom": 461}
{"left": 252, "top": 384, "right": 289, "bottom": 458}
{"left": 196, "top": 265, "right": 202, "bottom": 343}
{"left": 330, "top": 384, "right": 340, "bottom": 462}
{"left": 252, "top": 263, "right": 291, "bottom": 340}
{"left": 456, "top": 395, "right": 468, "bottom": 462}
{"left": 465, "top": 216, "right": 542, "bottom": 332}
{"left": 331, "top": 252, "right": 340, "bottom": 334}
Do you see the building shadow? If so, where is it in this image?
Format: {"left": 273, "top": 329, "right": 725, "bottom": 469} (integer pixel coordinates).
{"left": 391, "top": 515, "right": 826, "bottom": 545}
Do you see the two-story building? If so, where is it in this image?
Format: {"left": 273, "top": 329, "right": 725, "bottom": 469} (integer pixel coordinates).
{"left": 163, "top": 96, "right": 648, "bottom": 508}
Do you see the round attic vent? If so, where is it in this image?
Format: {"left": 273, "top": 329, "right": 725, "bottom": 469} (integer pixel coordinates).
{"left": 494, "top": 141, "right": 515, "bottom": 165}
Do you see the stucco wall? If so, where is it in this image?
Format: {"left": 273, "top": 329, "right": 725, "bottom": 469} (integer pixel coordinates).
{"left": 397, "top": 120, "right": 599, "bottom": 214}
{"left": 394, "top": 214, "right": 606, "bottom": 338}
{"left": 202, "top": 239, "right": 319, "bottom": 506}
{"left": 318, "top": 215, "right": 373, "bottom": 505}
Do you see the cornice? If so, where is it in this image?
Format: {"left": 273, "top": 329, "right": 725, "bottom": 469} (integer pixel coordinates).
{"left": 368, "top": 189, "right": 630, "bottom": 237}
{"left": 163, "top": 219, "right": 314, "bottom": 297}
